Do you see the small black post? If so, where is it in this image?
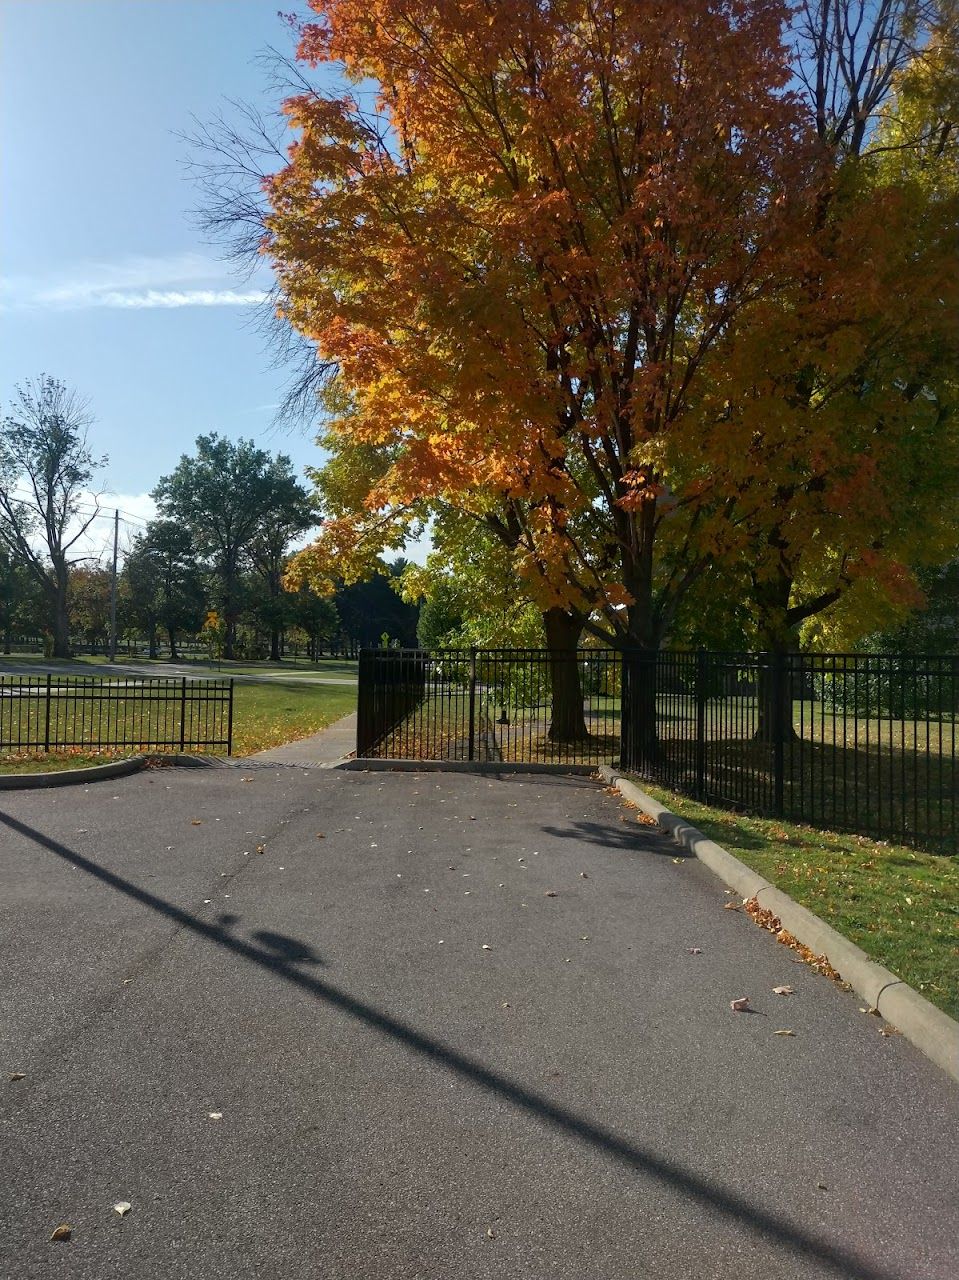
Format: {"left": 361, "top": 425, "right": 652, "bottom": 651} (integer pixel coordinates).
{"left": 226, "top": 678, "right": 234, "bottom": 756}
{"left": 44, "top": 673, "right": 52, "bottom": 752}
{"left": 179, "top": 676, "right": 187, "bottom": 752}
{"left": 695, "top": 649, "right": 707, "bottom": 800}
{"left": 467, "top": 647, "right": 477, "bottom": 762}
{"left": 772, "top": 651, "right": 785, "bottom": 817}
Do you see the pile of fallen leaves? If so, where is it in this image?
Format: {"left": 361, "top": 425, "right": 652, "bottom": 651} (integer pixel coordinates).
{"left": 743, "top": 896, "right": 846, "bottom": 985}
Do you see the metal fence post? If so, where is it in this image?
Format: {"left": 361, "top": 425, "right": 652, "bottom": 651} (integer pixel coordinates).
{"left": 226, "top": 679, "right": 234, "bottom": 755}
{"left": 695, "top": 649, "right": 707, "bottom": 800}
{"left": 356, "top": 650, "right": 371, "bottom": 756}
{"left": 772, "top": 651, "right": 785, "bottom": 818}
{"left": 179, "top": 677, "right": 187, "bottom": 752}
{"left": 467, "top": 647, "right": 477, "bottom": 762}
{"left": 44, "top": 673, "right": 52, "bottom": 752}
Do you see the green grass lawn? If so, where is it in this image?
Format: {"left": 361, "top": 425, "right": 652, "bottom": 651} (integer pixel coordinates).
{"left": 230, "top": 680, "right": 356, "bottom": 755}
{"left": 1, "top": 653, "right": 358, "bottom": 681}
{"left": 638, "top": 781, "right": 959, "bottom": 1020}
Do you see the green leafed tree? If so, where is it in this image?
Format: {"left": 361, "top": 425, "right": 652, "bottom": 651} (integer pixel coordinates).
{"left": 122, "top": 521, "right": 206, "bottom": 659}
{"left": 152, "top": 434, "right": 312, "bottom": 660}
{"left": 0, "top": 377, "right": 106, "bottom": 657}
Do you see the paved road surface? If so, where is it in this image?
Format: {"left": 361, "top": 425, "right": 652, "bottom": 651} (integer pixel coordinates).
{"left": 1, "top": 766, "right": 957, "bottom": 1279}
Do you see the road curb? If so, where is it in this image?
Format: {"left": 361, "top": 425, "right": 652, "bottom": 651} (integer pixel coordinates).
{"left": 0, "top": 756, "right": 147, "bottom": 789}
{"left": 598, "top": 766, "right": 959, "bottom": 1085}
{"left": 0, "top": 752, "right": 220, "bottom": 790}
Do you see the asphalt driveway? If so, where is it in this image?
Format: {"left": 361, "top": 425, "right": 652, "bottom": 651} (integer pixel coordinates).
{"left": 1, "top": 766, "right": 957, "bottom": 1279}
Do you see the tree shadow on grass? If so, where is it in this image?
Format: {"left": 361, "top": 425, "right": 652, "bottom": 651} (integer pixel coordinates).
{"left": 0, "top": 808, "right": 904, "bottom": 1280}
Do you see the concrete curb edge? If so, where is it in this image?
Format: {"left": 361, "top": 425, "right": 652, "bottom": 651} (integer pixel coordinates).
{"left": 598, "top": 766, "right": 959, "bottom": 1085}
{"left": 0, "top": 752, "right": 220, "bottom": 790}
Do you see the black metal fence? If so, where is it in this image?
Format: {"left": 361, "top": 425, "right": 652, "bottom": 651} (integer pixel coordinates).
{"left": 0, "top": 675, "right": 234, "bottom": 754}
{"left": 356, "top": 647, "right": 958, "bottom": 853}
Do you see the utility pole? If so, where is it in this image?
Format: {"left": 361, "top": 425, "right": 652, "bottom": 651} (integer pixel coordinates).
{"left": 108, "top": 508, "right": 119, "bottom": 661}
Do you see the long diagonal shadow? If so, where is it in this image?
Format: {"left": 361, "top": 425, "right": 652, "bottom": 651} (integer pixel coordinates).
{"left": 0, "top": 809, "right": 897, "bottom": 1280}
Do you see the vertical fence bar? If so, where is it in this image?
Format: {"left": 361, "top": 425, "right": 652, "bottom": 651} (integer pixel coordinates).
{"left": 227, "top": 678, "right": 234, "bottom": 755}
{"left": 44, "top": 674, "right": 52, "bottom": 752}
{"left": 772, "top": 652, "right": 785, "bottom": 818}
{"left": 467, "top": 647, "right": 477, "bottom": 763}
{"left": 179, "top": 677, "right": 187, "bottom": 752}
{"left": 695, "top": 649, "right": 707, "bottom": 800}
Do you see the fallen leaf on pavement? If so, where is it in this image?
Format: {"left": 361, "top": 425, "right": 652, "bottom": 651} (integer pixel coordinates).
{"left": 316, "top": 833, "right": 325, "bottom": 839}
{"left": 687, "top": 948, "right": 702, "bottom": 955}
{"left": 773, "top": 1029, "right": 796, "bottom": 1037}
{"left": 580, "top": 871, "right": 589, "bottom": 879}
{"left": 723, "top": 902, "right": 740, "bottom": 911}
{"left": 487, "top": 1228, "right": 496, "bottom": 1239}
{"left": 544, "top": 890, "right": 557, "bottom": 897}
{"left": 879, "top": 1026, "right": 901, "bottom": 1037}
{"left": 209, "top": 1111, "right": 223, "bottom": 1120}
{"left": 113, "top": 1202, "right": 131, "bottom": 1217}
{"left": 860, "top": 1006, "right": 881, "bottom": 1016}
{"left": 191, "top": 820, "right": 203, "bottom": 826}
{"left": 256, "top": 844, "right": 265, "bottom": 854}
{"left": 672, "top": 858, "right": 685, "bottom": 864}
{"left": 10, "top": 1072, "right": 25, "bottom": 1082}
{"left": 482, "top": 944, "right": 492, "bottom": 951}
{"left": 49, "top": 1225, "right": 71, "bottom": 1242}
{"left": 772, "top": 985, "right": 794, "bottom": 996}
{"left": 730, "top": 997, "right": 750, "bottom": 1012}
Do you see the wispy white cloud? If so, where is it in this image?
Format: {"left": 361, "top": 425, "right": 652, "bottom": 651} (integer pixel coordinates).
{"left": 90, "top": 289, "right": 267, "bottom": 309}
{"left": 0, "top": 252, "right": 271, "bottom": 312}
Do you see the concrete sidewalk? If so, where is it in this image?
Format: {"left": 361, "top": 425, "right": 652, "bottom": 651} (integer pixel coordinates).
{"left": 248, "top": 711, "right": 357, "bottom": 767}
{"left": 1, "top": 768, "right": 957, "bottom": 1279}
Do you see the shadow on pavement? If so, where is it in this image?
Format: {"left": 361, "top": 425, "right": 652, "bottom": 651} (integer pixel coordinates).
{"left": 0, "top": 808, "right": 897, "bottom": 1280}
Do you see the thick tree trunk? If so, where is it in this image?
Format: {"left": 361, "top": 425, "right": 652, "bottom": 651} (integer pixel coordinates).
{"left": 752, "top": 569, "right": 799, "bottom": 744}
{"left": 148, "top": 627, "right": 158, "bottom": 660}
{"left": 543, "top": 607, "right": 589, "bottom": 741}
{"left": 270, "top": 628, "right": 281, "bottom": 662}
{"left": 618, "top": 648, "right": 658, "bottom": 771}
{"left": 52, "top": 576, "right": 70, "bottom": 658}
{"left": 168, "top": 626, "right": 179, "bottom": 660}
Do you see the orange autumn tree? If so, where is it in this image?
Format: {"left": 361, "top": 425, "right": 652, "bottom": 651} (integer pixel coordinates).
{"left": 677, "top": 1, "right": 959, "bottom": 660}
{"left": 267, "top": 0, "right": 819, "bottom": 682}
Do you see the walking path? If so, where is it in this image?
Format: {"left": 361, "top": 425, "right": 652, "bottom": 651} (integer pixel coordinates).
{"left": 248, "top": 711, "right": 357, "bottom": 768}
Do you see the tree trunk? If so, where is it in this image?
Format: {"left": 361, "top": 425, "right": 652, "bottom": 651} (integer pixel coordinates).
{"left": 618, "top": 647, "right": 658, "bottom": 771}
{"left": 270, "top": 627, "right": 281, "bottom": 662}
{"left": 752, "top": 570, "right": 799, "bottom": 744}
{"left": 52, "top": 577, "right": 70, "bottom": 658}
{"left": 169, "top": 626, "right": 179, "bottom": 660}
{"left": 754, "top": 644, "right": 799, "bottom": 744}
{"left": 148, "top": 626, "right": 158, "bottom": 660}
{"left": 543, "top": 607, "right": 589, "bottom": 741}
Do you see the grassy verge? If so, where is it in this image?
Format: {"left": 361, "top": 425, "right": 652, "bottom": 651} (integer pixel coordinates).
{"left": 637, "top": 781, "right": 959, "bottom": 1019}
{"left": 1, "top": 654, "right": 358, "bottom": 681}
{"left": 0, "top": 748, "right": 132, "bottom": 775}
{"left": 230, "top": 680, "right": 356, "bottom": 756}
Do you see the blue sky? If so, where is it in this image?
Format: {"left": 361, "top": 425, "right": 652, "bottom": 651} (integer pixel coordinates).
{"left": 0, "top": 0, "right": 337, "bottom": 548}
